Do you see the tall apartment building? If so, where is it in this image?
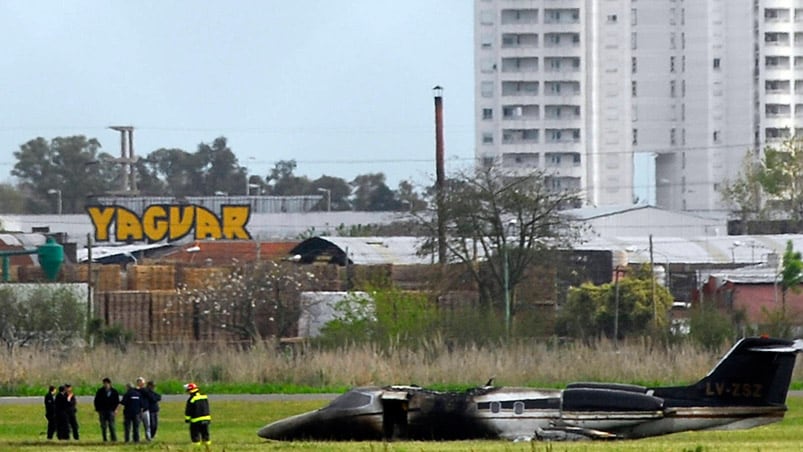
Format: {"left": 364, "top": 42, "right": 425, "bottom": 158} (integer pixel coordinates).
{"left": 475, "top": 0, "right": 803, "bottom": 214}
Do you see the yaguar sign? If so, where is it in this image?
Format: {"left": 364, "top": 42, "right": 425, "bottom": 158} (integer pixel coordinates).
{"left": 87, "top": 204, "right": 251, "bottom": 242}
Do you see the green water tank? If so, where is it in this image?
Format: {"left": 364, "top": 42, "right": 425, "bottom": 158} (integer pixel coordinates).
{"left": 37, "top": 237, "right": 64, "bottom": 281}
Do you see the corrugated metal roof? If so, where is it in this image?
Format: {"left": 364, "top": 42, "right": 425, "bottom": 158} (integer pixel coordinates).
{"left": 708, "top": 265, "right": 778, "bottom": 284}
{"left": 563, "top": 204, "right": 651, "bottom": 220}
{"left": 293, "top": 236, "right": 432, "bottom": 266}
{"left": 576, "top": 234, "right": 803, "bottom": 265}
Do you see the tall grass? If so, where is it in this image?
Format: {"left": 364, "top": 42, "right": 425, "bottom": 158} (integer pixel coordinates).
{"left": 2, "top": 336, "right": 802, "bottom": 394}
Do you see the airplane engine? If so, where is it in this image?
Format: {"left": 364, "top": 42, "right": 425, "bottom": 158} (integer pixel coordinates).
{"left": 562, "top": 388, "right": 664, "bottom": 412}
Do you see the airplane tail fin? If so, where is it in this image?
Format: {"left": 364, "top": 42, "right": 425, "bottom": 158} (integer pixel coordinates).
{"left": 653, "top": 337, "right": 802, "bottom": 406}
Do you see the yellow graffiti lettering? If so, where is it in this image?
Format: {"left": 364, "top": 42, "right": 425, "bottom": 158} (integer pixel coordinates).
{"left": 194, "top": 206, "right": 222, "bottom": 239}
{"left": 87, "top": 204, "right": 251, "bottom": 242}
{"left": 142, "top": 205, "right": 169, "bottom": 242}
{"left": 115, "top": 207, "right": 143, "bottom": 242}
{"left": 86, "top": 206, "right": 116, "bottom": 241}
{"left": 221, "top": 205, "right": 251, "bottom": 239}
{"left": 168, "top": 206, "right": 195, "bottom": 241}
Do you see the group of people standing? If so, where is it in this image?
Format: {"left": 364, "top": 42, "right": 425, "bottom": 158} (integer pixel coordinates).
{"left": 96, "top": 376, "right": 161, "bottom": 442}
{"left": 44, "top": 377, "right": 161, "bottom": 443}
{"left": 44, "top": 384, "right": 79, "bottom": 440}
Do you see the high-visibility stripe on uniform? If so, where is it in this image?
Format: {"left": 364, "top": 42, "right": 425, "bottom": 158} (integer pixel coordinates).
{"left": 186, "top": 393, "right": 211, "bottom": 423}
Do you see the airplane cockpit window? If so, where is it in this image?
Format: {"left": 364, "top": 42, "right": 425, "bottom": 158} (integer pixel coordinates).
{"left": 326, "top": 390, "right": 372, "bottom": 410}
{"left": 490, "top": 401, "right": 501, "bottom": 413}
{"left": 514, "top": 401, "right": 524, "bottom": 415}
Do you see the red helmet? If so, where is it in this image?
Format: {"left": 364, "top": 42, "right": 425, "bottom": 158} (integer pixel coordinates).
{"left": 184, "top": 382, "right": 198, "bottom": 392}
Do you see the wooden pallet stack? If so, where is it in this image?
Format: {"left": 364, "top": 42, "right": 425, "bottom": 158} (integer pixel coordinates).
{"left": 101, "top": 291, "right": 153, "bottom": 342}
{"left": 128, "top": 265, "right": 176, "bottom": 291}
{"left": 181, "top": 267, "right": 230, "bottom": 290}
{"left": 150, "top": 290, "right": 193, "bottom": 342}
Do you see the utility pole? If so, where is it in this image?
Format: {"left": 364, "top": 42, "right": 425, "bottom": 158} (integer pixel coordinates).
{"left": 108, "top": 126, "right": 137, "bottom": 193}
{"left": 434, "top": 86, "right": 446, "bottom": 266}
{"left": 650, "top": 234, "right": 656, "bottom": 330}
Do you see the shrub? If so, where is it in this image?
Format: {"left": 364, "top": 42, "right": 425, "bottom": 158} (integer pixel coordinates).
{"left": 688, "top": 303, "right": 736, "bottom": 350}
{"left": 0, "top": 285, "right": 85, "bottom": 349}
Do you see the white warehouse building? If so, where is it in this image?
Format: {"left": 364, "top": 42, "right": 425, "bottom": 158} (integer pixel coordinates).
{"left": 474, "top": 0, "right": 803, "bottom": 214}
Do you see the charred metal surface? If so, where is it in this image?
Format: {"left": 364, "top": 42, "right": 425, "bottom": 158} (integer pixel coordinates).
{"left": 258, "top": 337, "right": 802, "bottom": 442}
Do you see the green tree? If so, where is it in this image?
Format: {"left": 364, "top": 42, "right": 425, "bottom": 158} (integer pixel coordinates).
{"left": 311, "top": 175, "right": 352, "bottom": 211}
{"left": 718, "top": 150, "right": 765, "bottom": 228}
{"left": 780, "top": 240, "right": 803, "bottom": 317}
{"left": 12, "top": 136, "right": 116, "bottom": 213}
{"left": 396, "top": 180, "right": 426, "bottom": 212}
{"left": 0, "top": 286, "right": 85, "bottom": 349}
{"left": 555, "top": 265, "right": 674, "bottom": 340}
{"left": 0, "top": 183, "right": 27, "bottom": 214}
{"left": 758, "top": 138, "right": 803, "bottom": 220}
{"left": 266, "top": 160, "right": 311, "bottom": 195}
{"left": 318, "top": 285, "right": 437, "bottom": 348}
{"left": 196, "top": 136, "right": 248, "bottom": 196}
{"left": 351, "top": 173, "right": 401, "bottom": 211}
{"left": 687, "top": 303, "right": 737, "bottom": 351}
{"left": 142, "top": 147, "right": 197, "bottom": 196}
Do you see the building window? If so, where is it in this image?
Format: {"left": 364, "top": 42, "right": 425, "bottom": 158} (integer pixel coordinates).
{"left": 482, "top": 108, "right": 493, "bottom": 120}
{"left": 632, "top": 57, "right": 637, "bottom": 73}
{"left": 480, "top": 10, "right": 495, "bottom": 25}
{"left": 670, "top": 80, "right": 676, "bottom": 97}
{"left": 632, "top": 81, "right": 637, "bottom": 96}
{"left": 631, "top": 9, "right": 637, "bottom": 25}
{"left": 713, "top": 58, "right": 721, "bottom": 69}
{"left": 481, "top": 81, "right": 494, "bottom": 98}
{"left": 631, "top": 32, "right": 637, "bottom": 49}
{"left": 632, "top": 129, "right": 638, "bottom": 145}
{"left": 607, "top": 14, "right": 617, "bottom": 23}
{"left": 670, "top": 128, "right": 677, "bottom": 145}
{"left": 670, "top": 32, "right": 676, "bottom": 49}
{"left": 482, "top": 132, "right": 494, "bottom": 144}
{"left": 670, "top": 56, "right": 675, "bottom": 73}
{"left": 481, "top": 34, "right": 493, "bottom": 49}
{"left": 713, "top": 130, "right": 721, "bottom": 143}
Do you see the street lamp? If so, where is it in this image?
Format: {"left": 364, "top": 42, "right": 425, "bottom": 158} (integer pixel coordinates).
{"left": 317, "top": 188, "right": 331, "bottom": 212}
{"left": 47, "top": 189, "right": 62, "bottom": 215}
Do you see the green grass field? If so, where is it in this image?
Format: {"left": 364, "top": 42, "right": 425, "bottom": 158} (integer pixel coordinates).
{"left": 2, "top": 397, "right": 803, "bottom": 451}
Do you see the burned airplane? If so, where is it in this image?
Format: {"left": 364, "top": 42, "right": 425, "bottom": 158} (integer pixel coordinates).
{"left": 258, "top": 336, "right": 802, "bottom": 441}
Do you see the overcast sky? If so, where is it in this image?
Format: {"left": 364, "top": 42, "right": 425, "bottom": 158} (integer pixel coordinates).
{"left": 0, "top": 1, "right": 475, "bottom": 191}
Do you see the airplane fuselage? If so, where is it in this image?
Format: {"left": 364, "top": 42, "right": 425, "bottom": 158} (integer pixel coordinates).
{"left": 258, "top": 337, "right": 801, "bottom": 442}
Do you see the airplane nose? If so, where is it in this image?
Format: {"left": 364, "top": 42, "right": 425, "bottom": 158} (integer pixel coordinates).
{"left": 257, "top": 410, "right": 320, "bottom": 440}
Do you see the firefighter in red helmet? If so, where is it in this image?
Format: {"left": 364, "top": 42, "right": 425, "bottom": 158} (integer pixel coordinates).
{"left": 183, "top": 383, "right": 211, "bottom": 446}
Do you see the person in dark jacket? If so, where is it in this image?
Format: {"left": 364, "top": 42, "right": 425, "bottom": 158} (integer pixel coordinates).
{"left": 146, "top": 381, "right": 162, "bottom": 439}
{"left": 65, "top": 384, "right": 79, "bottom": 440}
{"left": 120, "top": 383, "right": 142, "bottom": 443}
{"left": 93, "top": 377, "right": 120, "bottom": 442}
{"left": 135, "top": 377, "right": 151, "bottom": 441}
{"left": 44, "top": 385, "right": 57, "bottom": 440}
{"left": 184, "top": 382, "right": 211, "bottom": 446}
{"left": 54, "top": 385, "right": 70, "bottom": 440}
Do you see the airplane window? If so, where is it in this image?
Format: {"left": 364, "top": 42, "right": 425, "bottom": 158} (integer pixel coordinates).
{"left": 327, "top": 390, "right": 371, "bottom": 410}
{"left": 491, "top": 401, "right": 501, "bottom": 413}
{"left": 514, "top": 401, "right": 524, "bottom": 415}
